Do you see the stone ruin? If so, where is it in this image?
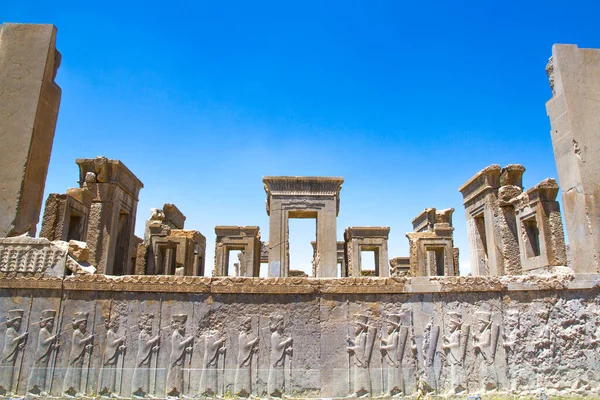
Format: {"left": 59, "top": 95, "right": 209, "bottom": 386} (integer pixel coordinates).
{"left": 0, "top": 24, "right": 600, "bottom": 398}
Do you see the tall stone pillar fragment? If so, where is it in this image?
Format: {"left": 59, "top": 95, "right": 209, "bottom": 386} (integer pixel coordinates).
{"left": 0, "top": 23, "right": 62, "bottom": 237}
{"left": 546, "top": 44, "right": 600, "bottom": 273}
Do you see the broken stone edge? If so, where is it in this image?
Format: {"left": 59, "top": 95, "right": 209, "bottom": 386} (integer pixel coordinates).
{"left": 0, "top": 271, "right": 596, "bottom": 293}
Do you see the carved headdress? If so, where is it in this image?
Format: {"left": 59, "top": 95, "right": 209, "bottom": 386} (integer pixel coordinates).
{"left": 355, "top": 314, "right": 369, "bottom": 328}
{"left": 73, "top": 311, "right": 89, "bottom": 324}
{"left": 241, "top": 316, "right": 253, "bottom": 330}
{"left": 387, "top": 314, "right": 402, "bottom": 327}
{"left": 269, "top": 314, "right": 284, "bottom": 326}
{"left": 41, "top": 309, "right": 57, "bottom": 322}
{"left": 172, "top": 314, "right": 187, "bottom": 324}
{"left": 7, "top": 309, "right": 24, "bottom": 322}
{"left": 447, "top": 311, "right": 462, "bottom": 325}
{"left": 476, "top": 311, "right": 491, "bottom": 323}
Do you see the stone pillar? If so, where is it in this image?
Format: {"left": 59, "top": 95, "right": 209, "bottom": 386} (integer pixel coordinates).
{"left": 316, "top": 206, "right": 337, "bottom": 276}
{"left": 267, "top": 206, "right": 286, "bottom": 277}
{"left": 77, "top": 157, "right": 143, "bottom": 275}
{"left": 546, "top": 44, "right": 600, "bottom": 273}
{"left": 0, "top": 24, "right": 62, "bottom": 237}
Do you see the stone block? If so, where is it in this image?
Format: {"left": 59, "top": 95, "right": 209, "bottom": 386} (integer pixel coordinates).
{"left": 546, "top": 44, "right": 600, "bottom": 273}
{"left": 0, "top": 23, "right": 62, "bottom": 237}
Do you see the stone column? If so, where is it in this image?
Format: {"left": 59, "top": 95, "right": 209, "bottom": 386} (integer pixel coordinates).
{"left": 377, "top": 240, "right": 389, "bottom": 277}
{"left": 546, "top": 44, "right": 600, "bottom": 273}
{"left": 0, "top": 24, "right": 62, "bottom": 237}
{"left": 268, "top": 204, "right": 286, "bottom": 277}
{"left": 316, "top": 206, "right": 337, "bottom": 277}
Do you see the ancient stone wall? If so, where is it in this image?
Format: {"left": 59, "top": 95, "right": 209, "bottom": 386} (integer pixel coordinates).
{"left": 0, "top": 272, "right": 598, "bottom": 398}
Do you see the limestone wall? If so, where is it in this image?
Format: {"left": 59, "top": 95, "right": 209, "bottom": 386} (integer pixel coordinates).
{"left": 0, "top": 273, "right": 598, "bottom": 398}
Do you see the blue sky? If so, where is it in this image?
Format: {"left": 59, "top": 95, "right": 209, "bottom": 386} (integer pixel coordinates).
{"left": 4, "top": 1, "right": 599, "bottom": 275}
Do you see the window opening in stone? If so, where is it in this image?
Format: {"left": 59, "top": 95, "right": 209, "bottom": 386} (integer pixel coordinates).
{"left": 113, "top": 211, "right": 130, "bottom": 276}
{"left": 259, "top": 262, "right": 269, "bottom": 277}
{"left": 474, "top": 214, "right": 488, "bottom": 258}
{"left": 227, "top": 249, "right": 243, "bottom": 276}
{"left": 434, "top": 248, "right": 445, "bottom": 276}
{"left": 67, "top": 214, "right": 82, "bottom": 241}
{"left": 337, "top": 262, "right": 343, "bottom": 277}
{"left": 288, "top": 218, "right": 316, "bottom": 277}
{"left": 360, "top": 250, "right": 377, "bottom": 276}
{"left": 523, "top": 217, "right": 541, "bottom": 258}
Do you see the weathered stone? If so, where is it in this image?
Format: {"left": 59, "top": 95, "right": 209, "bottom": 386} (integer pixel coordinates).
{"left": 39, "top": 188, "right": 93, "bottom": 242}
{"left": 312, "top": 241, "right": 345, "bottom": 277}
{"left": 0, "top": 23, "right": 62, "bottom": 237}
{"left": 214, "top": 226, "right": 261, "bottom": 276}
{"left": 459, "top": 165, "right": 524, "bottom": 275}
{"left": 546, "top": 44, "right": 600, "bottom": 273}
{"left": 389, "top": 256, "right": 410, "bottom": 277}
{"left": 344, "top": 227, "right": 390, "bottom": 277}
{"left": 162, "top": 203, "right": 185, "bottom": 229}
{"left": 67, "top": 240, "right": 89, "bottom": 263}
{"left": 77, "top": 156, "right": 143, "bottom": 275}
{"left": 263, "top": 176, "right": 343, "bottom": 277}
{"left": 510, "top": 178, "right": 567, "bottom": 271}
{"left": 406, "top": 208, "right": 458, "bottom": 277}
{"left": 134, "top": 206, "right": 205, "bottom": 277}
{"left": 0, "top": 236, "right": 66, "bottom": 276}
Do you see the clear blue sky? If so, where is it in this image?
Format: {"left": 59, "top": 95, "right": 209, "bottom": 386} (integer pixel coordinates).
{"left": 4, "top": 1, "right": 599, "bottom": 275}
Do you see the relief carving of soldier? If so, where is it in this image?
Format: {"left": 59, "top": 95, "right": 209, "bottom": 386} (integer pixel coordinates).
{"left": 234, "top": 316, "right": 259, "bottom": 397}
{"left": 420, "top": 316, "right": 440, "bottom": 394}
{"left": 166, "top": 314, "right": 193, "bottom": 398}
{"left": 472, "top": 310, "right": 499, "bottom": 392}
{"left": 268, "top": 314, "right": 293, "bottom": 398}
{"left": 132, "top": 313, "right": 159, "bottom": 398}
{"left": 441, "top": 311, "right": 468, "bottom": 395}
{"left": 503, "top": 308, "right": 523, "bottom": 392}
{"left": 199, "top": 329, "right": 226, "bottom": 396}
{"left": 347, "top": 314, "right": 377, "bottom": 398}
{"left": 63, "top": 311, "right": 94, "bottom": 397}
{"left": 0, "top": 309, "right": 28, "bottom": 395}
{"left": 98, "top": 318, "right": 126, "bottom": 397}
{"left": 27, "top": 310, "right": 59, "bottom": 396}
{"left": 380, "top": 312, "right": 409, "bottom": 397}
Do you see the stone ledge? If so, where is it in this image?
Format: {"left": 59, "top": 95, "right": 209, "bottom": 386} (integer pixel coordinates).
{"left": 1, "top": 270, "right": 596, "bottom": 294}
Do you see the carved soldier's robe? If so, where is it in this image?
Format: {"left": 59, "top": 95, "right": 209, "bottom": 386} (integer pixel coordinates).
{"left": 98, "top": 329, "right": 121, "bottom": 395}
{"left": 352, "top": 330, "right": 369, "bottom": 394}
{"left": 28, "top": 327, "right": 54, "bottom": 393}
{"left": 1, "top": 327, "right": 22, "bottom": 393}
{"left": 234, "top": 331, "right": 255, "bottom": 395}
{"left": 199, "top": 333, "right": 222, "bottom": 394}
{"left": 166, "top": 330, "right": 188, "bottom": 394}
{"left": 132, "top": 330, "right": 155, "bottom": 396}
{"left": 382, "top": 329, "right": 405, "bottom": 393}
{"left": 63, "top": 328, "right": 88, "bottom": 395}
{"left": 268, "top": 331, "right": 288, "bottom": 395}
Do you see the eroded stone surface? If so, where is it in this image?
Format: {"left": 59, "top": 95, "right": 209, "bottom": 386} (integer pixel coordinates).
{"left": 546, "top": 44, "right": 600, "bottom": 274}
{"left": 0, "top": 23, "right": 62, "bottom": 238}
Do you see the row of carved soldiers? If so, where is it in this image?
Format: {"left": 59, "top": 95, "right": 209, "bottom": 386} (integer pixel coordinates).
{"left": 0, "top": 310, "right": 292, "bottom": 398}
